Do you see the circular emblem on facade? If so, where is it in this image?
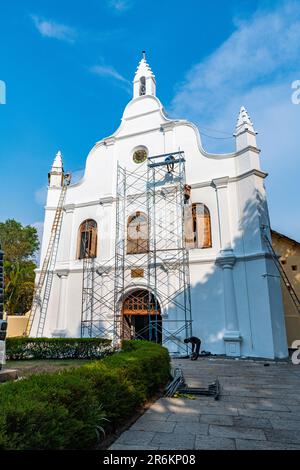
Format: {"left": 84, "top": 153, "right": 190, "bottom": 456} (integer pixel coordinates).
{"left": 133, "top": 148, "right": 147, "bottom": 164}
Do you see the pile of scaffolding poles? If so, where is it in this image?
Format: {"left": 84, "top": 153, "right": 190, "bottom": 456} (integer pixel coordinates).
{"left": 179, "top": 380, "right": 221, "bottom": 400}
{"left": 164, "top": 368, "right": 185, "bottom": 397}
{"left": 164, "top": 368, "right": 221, "bottom": 400}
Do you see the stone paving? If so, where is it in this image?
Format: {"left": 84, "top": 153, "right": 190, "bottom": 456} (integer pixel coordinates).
{"left": 110, "top": 357, "right": 300, "bottom": 450}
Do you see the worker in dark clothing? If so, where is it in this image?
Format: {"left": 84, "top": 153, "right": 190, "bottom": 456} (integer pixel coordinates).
{"left": 165, "top": 155, "right": 175, "bottom": 173}
{"left": 184, "top": 336, "right": 201, "bottom": 360}
{"left": 184, "top": 184, "right": 191, "bottom": 204}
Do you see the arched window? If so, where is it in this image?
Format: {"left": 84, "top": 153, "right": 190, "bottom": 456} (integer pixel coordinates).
{"left": 78, "top": 219, "right": 97, "bottom": 259}
{"left": 185, "top": 203, "right": 212, "bottom": 249}
{"left": 127, "top": 212, "right": 149, "bottom": 254}
{"left": 139, "top": 76, "right": 146, "bottom": 96}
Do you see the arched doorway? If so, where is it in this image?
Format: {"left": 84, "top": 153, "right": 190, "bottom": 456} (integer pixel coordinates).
{"left": 122, "top": 289, "right": 162, "bottom": 343}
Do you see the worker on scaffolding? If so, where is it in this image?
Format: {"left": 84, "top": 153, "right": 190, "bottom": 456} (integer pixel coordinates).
{"left": 165, "top": 154, "right": 175, "bottom": 173}
{"left": 184, "top": 184, "right": 191, "bottom": 204}
{"left": 184, "top": 336, "right": 201, "bottom": 360}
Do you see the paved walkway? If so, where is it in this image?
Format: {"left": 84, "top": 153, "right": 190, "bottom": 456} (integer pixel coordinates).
{"left": 110, "top": 357, "right": 300, "bottom": 450}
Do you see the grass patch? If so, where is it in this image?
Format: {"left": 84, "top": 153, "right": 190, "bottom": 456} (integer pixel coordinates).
{"left": 5, "top": 359, "right": 92, "bottom": 377}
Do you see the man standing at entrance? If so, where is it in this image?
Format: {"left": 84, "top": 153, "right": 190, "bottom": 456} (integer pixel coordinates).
{"left": 184, "top": 336, "right": 201, "bottom": 360}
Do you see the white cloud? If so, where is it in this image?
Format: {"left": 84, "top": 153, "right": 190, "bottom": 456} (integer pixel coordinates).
{"left": 35, "top": 186, "right": 47, "bottom": 206}
{"left": 170, "top": 1, "right": 300, "bottom": 240}
{"left": 32, "top": 221, "right": 44, "bottom": 262}
{"left": 32, "top": 221, "right": 44, "bottom": 243}
{"left": 171, "top": 2, "right": 300, "bottom": 120}
{"left": 90, "top": 64, "right": 128, "bottom": 83}
{"left": 107, "top": 0, "right": 133, "bottom": 12}
{"left": 90, "top": 64, "right": 131, "bottom": 93}
{"left": 31, "top": 15, "right": 76, "bottom": 42}
{"left": 71, "top": 169, "right": 85, "bottom": 184}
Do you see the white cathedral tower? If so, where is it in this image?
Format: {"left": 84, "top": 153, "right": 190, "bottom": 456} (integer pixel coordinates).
{"left": 32, "top": 54, "right": 288, "bottom": 359}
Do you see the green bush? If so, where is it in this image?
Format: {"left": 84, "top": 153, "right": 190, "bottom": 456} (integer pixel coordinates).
{"left": 0, "top": 340, "right": 170, "bottom": 450}
{"left": 0, "top": 372, "right": 105, "bottom": 450}
{"left": 6, "top": 337, "right": 112, "bottom": 360}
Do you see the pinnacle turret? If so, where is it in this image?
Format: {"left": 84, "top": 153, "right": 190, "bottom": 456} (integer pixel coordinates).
{"left": 49, "top": 150, "right": 64, "bottom": 188}
{"left": 234, "top": 106, "right": 258, "bottom": 152}
{"left": 133, "top": 51, "right": 156, "bottom": 98}
{"left": 235, "top": 106, "right": 255, "bottom": 135}
{"left": 51, "top": 150, "right": 63, "bottom": 171}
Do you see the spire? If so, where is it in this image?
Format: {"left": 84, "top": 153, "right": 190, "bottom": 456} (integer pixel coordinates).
{"left": 235, "top": 106, "right": 255, "bottom": 135}
{"left": 134, "top": 51, "right": 155, "bottom": 80}
{"left": 51, "top": 150, "right": 63, "bottom": 171}
{"left": 133, "top": 51, "right": 156, "bottom": 98}
{"left": 49, "top": 150, "right": 64, "bottom": 188}
{"left": 234, "top": 106, "right": 258, "bottom": 152}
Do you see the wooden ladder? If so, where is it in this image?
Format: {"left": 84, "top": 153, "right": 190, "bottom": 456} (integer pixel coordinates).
{"left": 263, "top": 234, "right": 300, "bottom": 315}
{"left": 26, "top": 175, "right": 70, "bottom": 336}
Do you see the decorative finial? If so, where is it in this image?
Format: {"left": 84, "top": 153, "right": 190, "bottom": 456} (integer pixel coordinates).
{"left": 142, "top": 50, "right": 146, "bottom": 60}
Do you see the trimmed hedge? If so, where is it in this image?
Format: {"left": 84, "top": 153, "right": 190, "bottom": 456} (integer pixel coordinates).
{"left": 0, "top": 340, "right": 170, "bottom": 450}
{"left": 6, "top": 337, "right": 112, "bottom": 360}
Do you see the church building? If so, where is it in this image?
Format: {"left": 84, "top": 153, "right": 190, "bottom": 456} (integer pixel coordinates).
{"left": 31, "top": 54, "right": 288, "bottom": 359}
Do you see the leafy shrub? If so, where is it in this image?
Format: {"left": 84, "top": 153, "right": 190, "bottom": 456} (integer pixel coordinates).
{"left": 6, "top": 337, "right": 112, "bottom": 360}
{"left": 0, "top": 372, "right": 105, "bottom": 450}
{"left": 0, "top": 340, "right": 170, "bottom": 450}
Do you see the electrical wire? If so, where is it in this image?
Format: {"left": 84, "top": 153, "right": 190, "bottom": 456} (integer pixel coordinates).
{"left": 200, "top": 131, "right": 234, "bottom": 140}
{"left": 199, "top": 125, "right": 233, "bottom": 136}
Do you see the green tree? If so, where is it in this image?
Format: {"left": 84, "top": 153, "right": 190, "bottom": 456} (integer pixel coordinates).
{"left": 0, "top": 219, "right": 39, "bottom": 263}
{"left": 0, "top": 220, "right": 40, "bottom": 315}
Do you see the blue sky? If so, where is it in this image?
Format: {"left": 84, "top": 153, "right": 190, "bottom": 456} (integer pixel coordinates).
{"left": 0, "top": 0, "right": 299, "bottom": 241}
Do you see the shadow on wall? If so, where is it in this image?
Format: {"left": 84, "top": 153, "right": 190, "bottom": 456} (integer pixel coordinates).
{"left": 167, "top": 192, "right": 288, "bottom": 359}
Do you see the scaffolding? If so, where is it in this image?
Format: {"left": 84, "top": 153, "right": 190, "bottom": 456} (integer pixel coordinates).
{"left": 81, "top": 151, "right": 192, "bottom": 354}
{"left": 146, "top": 152, "right": 192, "bottom": 353}
{"left": 80, "top": 254, "right": 115, "bottom": 339}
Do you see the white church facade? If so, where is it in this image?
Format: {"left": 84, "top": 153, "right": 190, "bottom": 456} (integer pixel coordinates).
{"left": 32, "top": 55, "right": 288, "bottom": 359}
